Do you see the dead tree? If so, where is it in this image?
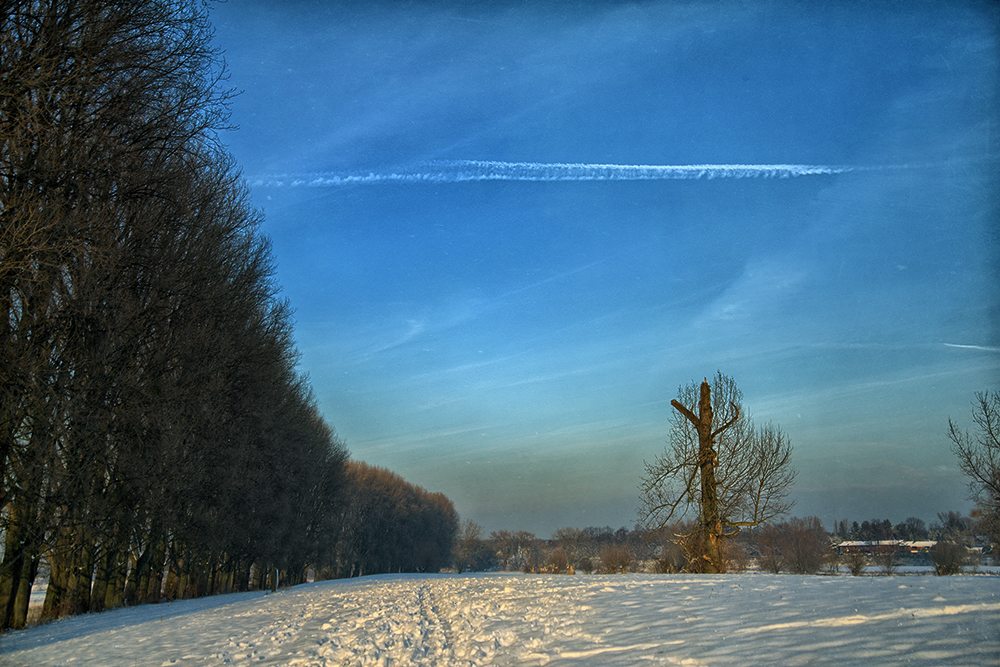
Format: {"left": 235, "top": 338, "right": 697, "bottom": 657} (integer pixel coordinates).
{"left": 668, "top": 379, "right": 740, "bottom": 572}
{"left": 640, "top": 372, "right": 795, "bottom": 573}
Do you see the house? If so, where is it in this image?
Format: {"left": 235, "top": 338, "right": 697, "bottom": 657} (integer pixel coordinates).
{"left": 835, "top": 540, "right": 937, "bottom": 556}
{"left": 903, "top": 541, "right": 936, "bottom": 555}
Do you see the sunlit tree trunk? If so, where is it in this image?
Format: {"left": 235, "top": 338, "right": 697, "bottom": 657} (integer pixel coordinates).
{"left": 41, "top": 538, "right": 69, "bottom": 621}
{"left": 671, "top": 379, "right": 739, "bottom": 573}
{"left": 0, "top": 502, "right": 30, "bottom": 628}
{"left": 10, "top": 550, "right": 38, "bottom": 629}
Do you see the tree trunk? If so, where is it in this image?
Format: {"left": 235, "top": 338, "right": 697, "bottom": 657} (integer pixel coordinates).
{"left": 104, "top": 550, "right": 128, "bottom": 609}
{"left": 695, "top": 381, "right": 723, "bottom": 573}
{"left": 10, "top": 552, "right": 39, "bottom": 629}
{"left": 144, "top": 539, "right": 167, "bottom": 603}
{"left": 0, "top": 555, "right": 23, "bottom": 630}
{"left": 671, "top": 379, "right": 738, "bottom": 574}
{"left": 41, "top": 548, "right": 69, "bottom": 621}
{"left": 67, "top": 538, "right": 95, "bottom": 615}
{"left": 125, "top": 537, "right": 155, "bottom": 607}
{"left": 106, "top": 554, "right": 127, "bottom": 610}
{"left": 90, "top": 550, "right": 114, "bottom": 613}
{"left": 0, "top": 508, "right": 27, "bottom": 629}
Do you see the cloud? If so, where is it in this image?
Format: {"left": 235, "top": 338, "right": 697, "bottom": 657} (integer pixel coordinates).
{"left": 249, "top": 161, "right": 860, "bottom": 187}
{"left": 942, "top": 343, "right": 1000, "bottom": 353}
{"left": 696, "top": 260, "right": 808, "bottom": 325}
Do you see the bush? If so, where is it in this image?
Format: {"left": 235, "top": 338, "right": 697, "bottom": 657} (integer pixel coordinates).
{"left": 846, "top": 552, "right": 866, "bottom": 576}
{"left": 578, "top": 557, "right": 594, "bottom": 574}
{"left": 757, "top": 524, "right": 782, "bottom": 574}
{"left": 601, "top": 545, "right": 632, "bottom": 573}
{"left": 780, "top": 518, "right": 828, "bottom": 574}
{"left": 932, "top": 540, "right": 967, "bottom": 575}
{"left": 874, "top": 550, "right": 898, "bottom": 576}
{"left": 822, "top": 550, "right": 841, "bottom": 575}
{"left": 726, "top": 540, "right": 750, "bottom": 573}
{"left": 654, "top": 529, "right": 687, "bottom": 573}
{"left": 754, "top": 518, "right": 828, "bottom": 574}
{"left": 546, "top": 548, "right": 569, "bottom": 574}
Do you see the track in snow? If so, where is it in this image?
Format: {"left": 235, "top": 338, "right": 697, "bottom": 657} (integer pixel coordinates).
{"left": 0, "top": 572, "right": 997, "bottom": 666}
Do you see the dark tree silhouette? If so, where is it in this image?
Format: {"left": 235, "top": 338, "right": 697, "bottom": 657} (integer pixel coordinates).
{"left": 0, "top": 0, "right": 354, "bottom": 628}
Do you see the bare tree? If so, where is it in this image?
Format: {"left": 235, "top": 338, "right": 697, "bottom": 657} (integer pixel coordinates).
{"left": 600, "top": 544, "right": 632, "bottom": 574}
{"left": 453, "top": 519, "right": 485, "bottom": 573}
{"left": 488, "top": 530, "right": 517, "bottom": 571}
{"left": 0, "top": 0, "right": 234, "bottom": 627}
{"left": 932, "top": 539, "right": 968, "bottom": 576}
{"left": 552, "top": 527, "right": 584, "bottom": 571}
{"left": 846, "top": 551, "right": 866, "bottom": 576}
{"left": 333, "top": 462, "right": 458, "bottom": 578}
{"left": 546, "top": 548, "right": 569, "bottom": 574}
{"left": 778, "top": 517, "right": 829, "bottom": 575}
{"left": 948, "top": 390, "right": 1000, "bottom": 547}
{"left": 639, "top": 372, "right": 795, "bottom": 573}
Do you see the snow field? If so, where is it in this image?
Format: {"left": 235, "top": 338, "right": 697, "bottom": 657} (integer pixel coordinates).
{"left": 0, "top": 572, "right": 996, "bottom": 666}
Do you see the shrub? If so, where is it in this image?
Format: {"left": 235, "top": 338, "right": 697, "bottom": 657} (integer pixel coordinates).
{"left": 846, "top": 551, "right": 866, "bottom": 576}
{"left": 754, "top": 518, "right": 828, "bottom": 574}
{"left": 932, "top": 540, "right": 967, "bottom": 575}
{"left": 601, "top": 545, "right": 632, "bottom": 574}
{"left": 757, "top": 525, "right": 782, "bottom": 574}
{"left": 874, "top": 550, "right": 898, "bottom": 576}
{"left": 522, "top": 548, "right": 543, "bottom": 574}
{"left": 654, "top": 530, "right": 687, "bottom": 573}
{"left": 822, "top": 550, "right": 841, "bottom": 575}
{"left": 779, "top": 518, "right": 828, "bottom": 574}
{"left": 546, "top": 548, "right": 569, "bottom": 574}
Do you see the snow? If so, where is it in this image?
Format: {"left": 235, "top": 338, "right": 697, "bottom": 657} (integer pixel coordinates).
{"left": 0, "top": 572, "right": 997, "bottom": 666}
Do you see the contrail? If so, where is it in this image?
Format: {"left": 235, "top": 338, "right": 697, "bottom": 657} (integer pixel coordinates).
{"left": 248, "top": 160, "right": 860, "bottom": 187}
{"left": 943, "top": 343, "right": 1000, "bottom": 352}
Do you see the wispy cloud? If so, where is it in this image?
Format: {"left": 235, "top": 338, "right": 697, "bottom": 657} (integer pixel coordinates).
{"left": 497, "top": 259, "right": 606, "bottom": 299}
{"left": 695, "top": 260, "right": 808, "bottom": 325}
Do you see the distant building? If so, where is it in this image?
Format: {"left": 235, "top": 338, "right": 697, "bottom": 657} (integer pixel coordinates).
{"left": 903, "top": 541, "right": 936, "bottom": 555}
{"left": 835, "top": 540, "right": 937, "bottom": 556}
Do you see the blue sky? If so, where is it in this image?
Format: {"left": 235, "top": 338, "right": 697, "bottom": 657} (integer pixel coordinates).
{"left": 210, "top": 1, "right": 999, "bottom": 537}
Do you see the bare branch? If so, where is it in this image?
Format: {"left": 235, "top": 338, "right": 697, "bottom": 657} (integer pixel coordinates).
{"left": 670, "top": 399, "right": 698, "bottom": 427}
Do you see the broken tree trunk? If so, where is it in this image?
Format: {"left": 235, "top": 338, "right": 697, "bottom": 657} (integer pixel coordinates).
{"left": 671, "top": 379, "right": 739, "bottom": 573}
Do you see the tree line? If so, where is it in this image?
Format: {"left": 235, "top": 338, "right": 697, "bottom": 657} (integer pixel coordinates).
{"left": 454, "top": 377, "right": 997, "bottom": 578}
{"left": 453, "top": 509, "right": 988, "bottom": 579}
{"left": 830, "top": 512, "right": 983, "bottom": 543}
{"left": 330, "top": 462, "right": 457, "bottom": 579}
{"left": 0, "top": 0, "right": 456, "bottom": 631}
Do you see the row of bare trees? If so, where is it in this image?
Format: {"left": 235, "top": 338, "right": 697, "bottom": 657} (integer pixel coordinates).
{"left": 454, "top": 525, "right": 661, "bottom": 574}
{"left": 0, "top": 0, "right": 366, "bottom": 630}
{"left": 327, "top": 462, "right": 458, "bottom": 579}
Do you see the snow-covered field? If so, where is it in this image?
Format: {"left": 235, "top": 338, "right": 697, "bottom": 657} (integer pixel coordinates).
{"left": 0, "top": 572, "right": 997, "bottom": 666}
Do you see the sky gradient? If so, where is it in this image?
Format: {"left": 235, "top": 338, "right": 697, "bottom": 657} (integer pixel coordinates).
{"left": 209, "top": 1, "right": 999, "bottom": 537}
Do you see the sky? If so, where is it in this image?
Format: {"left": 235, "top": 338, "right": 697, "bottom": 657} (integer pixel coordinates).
{"left": 208, "top": 0, "right": 999, "bottom": 538}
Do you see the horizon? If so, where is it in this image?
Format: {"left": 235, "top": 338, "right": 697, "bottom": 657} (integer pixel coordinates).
{"left": 209, "top": 0, "right": 999, "bottom": 538}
